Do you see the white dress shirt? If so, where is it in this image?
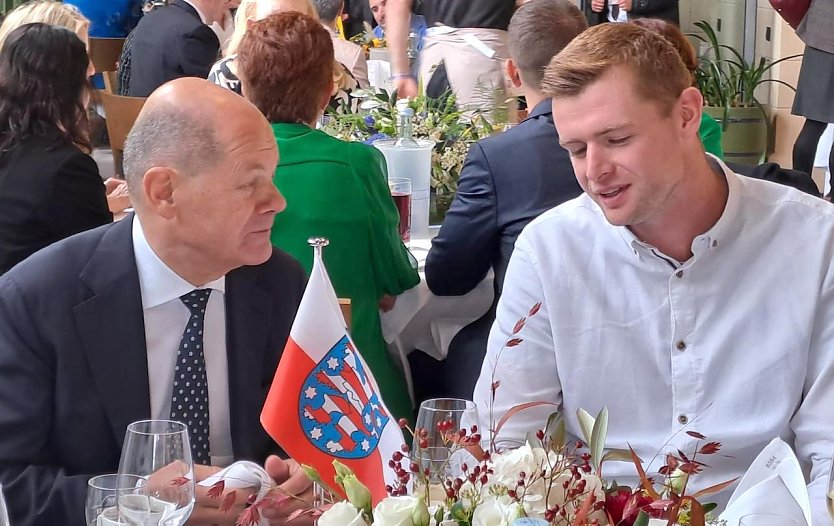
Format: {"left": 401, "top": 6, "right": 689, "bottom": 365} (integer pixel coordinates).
{"left": 132, "top": 218, "right": 234, "bottom": 467}
{"left": 473, "top": 160, "right": 834, "bottom": 522}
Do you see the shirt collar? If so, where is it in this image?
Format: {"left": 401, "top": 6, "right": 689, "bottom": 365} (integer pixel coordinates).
{"left": 132, "top": 216, "right": 225, "bottom": 310}
{"left": 179, "top": 0, "right": 209, "bottom": 24}
{"left": 617, "top": 155, "right": 743, "bottom": 261}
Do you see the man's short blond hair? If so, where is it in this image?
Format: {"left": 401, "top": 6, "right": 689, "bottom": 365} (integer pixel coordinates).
{"left": 541, "top": 23, "right": 691, "bottom": 116}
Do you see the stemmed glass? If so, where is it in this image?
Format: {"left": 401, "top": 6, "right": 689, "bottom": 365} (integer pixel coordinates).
{"left": 0, "top": 483, "right": 10, "bottom": 526}
{"left": 413, "top": 398, "right": 479, "bottom": 483}
{"left": 117, "top": 420, "right": 196, "bottom": 526}
{"left": 85, "top": 474, "right": 148, "bottom": 526}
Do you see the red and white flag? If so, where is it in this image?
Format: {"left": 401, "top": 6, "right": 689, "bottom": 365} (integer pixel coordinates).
{"left": 260, "top": 250, "right": 406, "bottom": 503}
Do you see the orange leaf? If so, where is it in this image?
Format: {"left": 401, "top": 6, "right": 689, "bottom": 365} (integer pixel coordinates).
{"left": 236, "top": 505, "right": 261, "bottom": 526}
{"left": 170, "top": 476, "right": 190, "bottom": 487}
{"left": 698, "top": 441, "right": 722, "bottom": 455}
{"left": 570, "top": 492, "right": 595, "bottom": 526}
{"left": 629, "top": 445, "right": 661, "bottom": 501}
{"left": 493, "top": 401, "right": 559, "bottom": 441}
{"left": 207, "top": 480, "right": 225, "bottom": 499}
{"left": 219, "top": 490, "right": 237, "bottom": 512}
{"left": 529, "top": 303, "right": 542, "bottom": 316}
{"left": 512, "top": 317, "right": 526, "bottom": 335}
{"left": 692, "top": 477, "right": 739, "bottom": 499}
{"left": 506, "top": 338, "right": 523, "bottom": 347}
{"left": 683, "top": 497, "right": 706, "bottom": 526}
{"left": 685, "top": 431, "right": 706, "bottom": 440}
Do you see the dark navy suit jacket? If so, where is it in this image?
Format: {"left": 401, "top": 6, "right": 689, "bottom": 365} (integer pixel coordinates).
{"left": 421, "top": 99, "right": 583, "bottom": 399}
{"left": 0, "top": 216, "right": 306, "bottom": 526}
{"left": 124, "top": 0, "right": 220, "bottom": 97}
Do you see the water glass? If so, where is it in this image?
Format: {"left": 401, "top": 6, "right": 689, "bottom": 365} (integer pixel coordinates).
{"left": 118, "top": 420, "right": 195, "bottom": 526}
{"left": 85, "top": 474, "right": 148, "bottom": 526}
{"left": 413, "top": 399, "right": 478, "bottom": 481}
{"left": 738, "top": 514, "right": 801, "bottom": 526}
{"left": 0, "top": 483, "right": 10, "bottom": 526}
{"left": 389, "top": 177, "right": 412, "bottom": 243}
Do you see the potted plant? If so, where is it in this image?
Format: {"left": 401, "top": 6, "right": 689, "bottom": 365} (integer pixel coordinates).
{"left": 692, "top": 20, "right": 800, "bottom": 165}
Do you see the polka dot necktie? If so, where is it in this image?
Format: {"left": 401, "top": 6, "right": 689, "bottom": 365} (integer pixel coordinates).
{"left": 170, "top": 289, "right": 212, "bottom": 465}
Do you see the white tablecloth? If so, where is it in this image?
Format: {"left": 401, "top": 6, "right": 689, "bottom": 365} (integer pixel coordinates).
{"left": 380, "top": 237, "right": 494, "bottom": 400}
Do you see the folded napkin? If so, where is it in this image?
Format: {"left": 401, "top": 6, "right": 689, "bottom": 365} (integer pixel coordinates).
{"left": 717, "top": 438, "right": 811, "bottom": 526}
{"left": 198, "top": 461, "right": 275, "bottom": 526}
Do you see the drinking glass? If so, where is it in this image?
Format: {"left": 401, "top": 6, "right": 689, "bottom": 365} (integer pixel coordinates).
{"left": 738, "top": 514, "right": 800, "bottom": 526}
{"left": 413, "top": 399, "right": 478, "bottom": 482}
{"left": 388, "top": 177, "right": 412, "bottom": 243}
{"left": 86, "top": 474, "right": 148, "bottom": 526}
{"left": 0, "top": 483, "right": 10, "bottom": 526}
{"left": 118, "top": 420, "right": 195, "bottom": 526}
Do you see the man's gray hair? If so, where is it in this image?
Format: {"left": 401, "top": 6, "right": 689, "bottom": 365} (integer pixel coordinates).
{"left": 311, "top": 0, "right": 341, "bottom": 22}
{"left": 123, "top": 105, "right": 222, "bottom": 205}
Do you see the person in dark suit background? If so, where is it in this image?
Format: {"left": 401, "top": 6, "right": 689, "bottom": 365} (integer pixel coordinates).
{"left": 120, "top": 0, "right": 223, "bottom": 97}
{"left": 420, "top": 0, "right": 586, "bottom": 401}
{"left": 0, "top": 23, "right": 116, "bottom": 276}
{"left": 0, "top": 79, "right": 312, "bottom": 526}
{"left": 583, "top": 0, "right": 679, "bottom": 25}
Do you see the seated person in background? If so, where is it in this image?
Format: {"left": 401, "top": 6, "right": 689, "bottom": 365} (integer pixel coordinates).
{"left": 0, "top": 78, "right": 310, "bottom": 526}
{"left": 237, "top": 12, "right": 419, "bottom": 420}
{"left": 119, "top": 0, "right": 224, "bottom": 97}
{"left": 422, "top": 0, "right": 586, "bottom": 400}
{"left": 474, "top": 23, "right": 834, "bottom": 519}
{"left": 312, "top": 0, "right": 370, "bottom": 87}
{"left": 0, "top": 23, "right": 123, "bottom": 276}
{"left": 369, "top": 0, "right": 425, "bottom": 48}
{"left": 630, "top": 17, "right": 724, "bottom": 159}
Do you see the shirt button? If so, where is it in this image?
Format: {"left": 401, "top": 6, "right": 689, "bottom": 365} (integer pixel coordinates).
{"left": 678, "top": 414, "right": 689, "bottom": 425}
{"left": 712, "top": 240, "right": 718, "bottom": 248}
{"left": 675, "top": 270, "right": 683, "bottom": 278}
{"left": 676, "top": 340, "right": 686, "bottom": 351}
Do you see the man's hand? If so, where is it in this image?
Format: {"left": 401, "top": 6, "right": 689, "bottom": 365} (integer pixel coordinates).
{"left": 260, "top": 456, "right": 315, "bottom": 525}
{"left": 591, "top": 0, "right": 605, "bottom": 12}
{"left": 104, "top": 177, "right": 131, "bottom": 214}
{"left": 621, "top": 0, "right": 633, "bottom": 10}
{"left": 394, "top": 76, "right": 418, "bottom": 98}
{"left": 189, "top": 464, "right": 257, "bottom": 526}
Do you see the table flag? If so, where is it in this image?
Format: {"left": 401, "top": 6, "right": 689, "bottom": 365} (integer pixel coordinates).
{"left": 261, "top": 245, "right": 406, "bottom": 504}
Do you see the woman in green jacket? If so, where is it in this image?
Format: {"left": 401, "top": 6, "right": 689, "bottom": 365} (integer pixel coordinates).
{"left": 237, "top": 11, "right": 420, "bottom": 420}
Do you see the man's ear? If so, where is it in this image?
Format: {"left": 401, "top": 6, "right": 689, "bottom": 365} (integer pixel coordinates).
{"left": 142, "top": 166, "right": 179, "bottom": 219}
{"left": 678, "top": 86, "right": 704, "bottom": 136}
{"left": 505, "top": 58, "right": 523, "bottom": 89}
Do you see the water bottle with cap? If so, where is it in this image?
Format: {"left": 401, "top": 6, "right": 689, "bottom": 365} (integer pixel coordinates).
{"left": 395, "top": 99, "right": 419, "bottom": 147}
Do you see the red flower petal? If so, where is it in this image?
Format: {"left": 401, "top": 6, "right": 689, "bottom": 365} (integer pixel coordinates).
{"left": 207, "top": 480, "right": 225, "bottom": 499}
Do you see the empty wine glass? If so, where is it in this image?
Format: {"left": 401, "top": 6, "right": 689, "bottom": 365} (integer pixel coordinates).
{"left": 86, "top": 474, "right": 148, "bottom": 526}
{"left": 0, "top": 483, "right": 10, "bottom": 526}
{"left": 118, "top": 420, "right": 195, "bottom": 526}
{"left": 413, "top": 399, "right": 478, "bottom": 482}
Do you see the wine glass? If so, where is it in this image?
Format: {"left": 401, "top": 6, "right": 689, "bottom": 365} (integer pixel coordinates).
{"left": 0, "top": 483, "right": 10, "bottom": 526}
{"left": 86, "top": 474, "right": 148, "bottom": 526}
{"left": 413, "top": 399, "right": 478, "bottom": 482}
{"left": 118, "top": 420, "right": 196, "bottom": 526}
{"left": 738, "top": 514, "right": 800, "bottom": 526}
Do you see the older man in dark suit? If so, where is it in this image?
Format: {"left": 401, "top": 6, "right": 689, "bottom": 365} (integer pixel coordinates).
{"left": 420, "top": 0, "right": 586, "bottom": 400}
{"left": 120, "top": 0, "right": 223, "bottom": 97}
{"left": 0, "top": 79, "right": 310, "bottom": 526}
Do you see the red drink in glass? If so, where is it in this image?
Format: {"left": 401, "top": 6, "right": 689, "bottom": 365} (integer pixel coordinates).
{"left": 392, "top": 192, "right": 412, "bottom": 243}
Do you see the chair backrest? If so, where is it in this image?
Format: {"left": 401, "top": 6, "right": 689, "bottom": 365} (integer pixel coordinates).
{"left": 89, "top": 37, "right": 126, "bottom": 94}
{"left": 99, "top": 91, "right": 147, "bottom": 175}
{"left": 338, "top": 298, "right": 352, "bottom": 330}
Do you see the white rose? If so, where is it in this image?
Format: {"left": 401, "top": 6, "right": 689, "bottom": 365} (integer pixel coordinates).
{"left": 488, "top": 443, "right": 561, "bottom": 491}
{"left": 373, "top": 495, "right": 421, "bottom": 526}
{"left": 471, "top": 496, "right": 524, "bottom": 526}
{"left": 318, "top": 501, "right": 369, "bottom": 526}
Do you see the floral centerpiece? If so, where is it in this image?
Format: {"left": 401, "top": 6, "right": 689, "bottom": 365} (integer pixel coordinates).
{"left": 321, "top": 89, "right": 496, "bottom": 223}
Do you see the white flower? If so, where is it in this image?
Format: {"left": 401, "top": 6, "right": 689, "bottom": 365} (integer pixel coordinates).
{"left": 373, "top": 495, "right": 428, "bottom": 526}
{"left": 318, "top": 501, "right": 369, "bottom": 526}
{"left": 471, "top": 496, "right": 523, "bottom": 526}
